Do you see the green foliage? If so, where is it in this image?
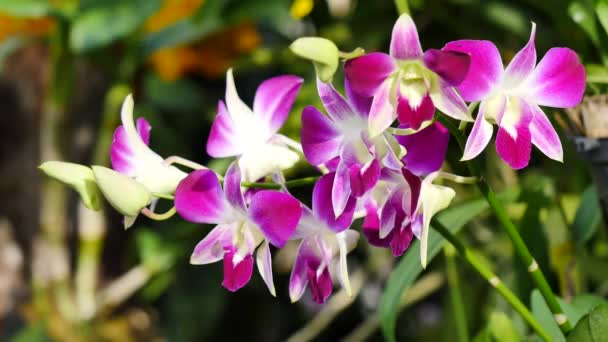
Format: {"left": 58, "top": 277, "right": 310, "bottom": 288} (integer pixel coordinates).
{"left": 568, "top": 304, "right": 608, "bottom": 341}
{"left": 0, "top": 0, "right": 50, "bottom": 17}
{"left": 573, "top": 185, "right": 602, "bottom": 246}
{"left": 473, "top": 312, "right": 521, "bottom": 342}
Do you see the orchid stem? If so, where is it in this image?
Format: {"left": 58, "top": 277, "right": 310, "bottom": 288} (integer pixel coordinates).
{"left": 242, "top": 176, "right": 320, "bottom": 190}
{"left": 437, "top": 172, "right": 478, "bottom": 184}
{"left": 338, "top": 47, "right": 365, "bottom": 60}
{"left": 432, "top": 219, "right": 552, "bottom": 342}
{"left": 438, "top": 115, "right": 572, "bottom": 335}
{"left": 141, "top": 207, "right": 176, "bottom": 221}
{"left": 444, "top": 244, "right": 469, "bottom": 342}
{"left": 151, "top": 193, "right": 175, "bottom": 201}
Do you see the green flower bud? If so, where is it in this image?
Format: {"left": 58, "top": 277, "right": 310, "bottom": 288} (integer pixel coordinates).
{"left": 39, "top": 161, "right": 102, "bottom": 211}
{"left": 91, "top": 166, "right": 152, "bottom": 217}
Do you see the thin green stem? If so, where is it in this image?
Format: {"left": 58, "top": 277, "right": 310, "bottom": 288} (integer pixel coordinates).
{"left": 433, "top": 219, "right": 552, "bottom": 342}
{"left": 444, "top": 245, "right": 469, "bottom": 342}
{"left": 438, "top": 115, "right": 572, "bottom": 334}
{"left": 141, "top": 207, "right": 176, "bottom": 221}
{"left": 241, "top": 176, "right": 320, "bottom": 190}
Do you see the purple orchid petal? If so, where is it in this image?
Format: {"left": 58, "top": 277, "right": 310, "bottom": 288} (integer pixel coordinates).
{"left": 224, "top": 162, "right": 246, "bottom": 211}
{"left": 301, "top": 106, "right": 341, "bottom": 165}
{"left": 256, "top": 241, "right": 276, "bottom": 296}
{"left": 397, "top": 92, "right": 435, "bottom": 130}
{"left": 529, "top": 105, "right": 563, "bottom": 162}
{"left": 253, "top": 75, "right": 303, "bottom": 134}
{"left": 380, "top": 188, "right": 407, "bottom": 239}
{"left": 526, "top": 48, "right": 586, "bottom": 108}
{"left": 110, "top": 126, "right": 137, "bottom": 176}
{"left": 389, "top": 225, "right": 414, "bottom": 257}
{"left": 496, "top": 100, "right": 534, "bottom": 169}
{"left": 401, "top": 168, "right": 422, "bottom": 214}
{"left": 314, "top": 173, "right": 356, "bottom": 232}
{"left": 332, "top": 161, "right": 353, "bottom": 218}
{"left": 249, "top": 190, "right": 302, "bottom": 248}
{"left": 362, "top": 200, "right": 392, "bottom": 247}
{"left": 368, "top": 80, "right": 396, "bottom": 137}
{"left": 207, "top": 101, "right": 242, "bottom": 158}
{"left": 503, "top": 23, "right": 537, "bottom": 88}
{"left": 423, "top": 49, "right": 471, "bottom": 86}
{"left": 175, "top": 169, "right": 227, "bottom": 224}
{"left": 350, "top": 159, "right": 381, "bottom": 197}
{"left": 289, "top": 238, "right": 317, "bottom": 302}
{"left": 345, "top": 78, "right": 372, "bottom": 116}
{"left": 396, "top": 122, "right": 449, "bottom": 176}
{"left": 135, "top": 118, "right": 151, "bottom": 145}
{"left": 317, "top": 79, "right": 356, "bottom": 121}
{"left": 307, "top": 264, "right": 333, "bottom": 304}
{"left": 344, "top": 52, "right": 396, "bottom": 97}
{"left": 190, "top": 224, "right": 232, "bottom": 265}
{"left": 429, "top": 80, "right": 471, "bottom": 121}
{"left": 390, "top": 14, "right": 423, "bottom": 60}
{"left": 222, "top": 250, "right": 254, "bottom": 292}
{"left": 461, "top": 101, "right": 496, "bottom": 161}
{"left": 443, "top": 40, "right": 503, "bottom": 102}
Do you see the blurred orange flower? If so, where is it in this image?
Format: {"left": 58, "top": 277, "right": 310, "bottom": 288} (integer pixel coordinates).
{"left": 144, "top": 0, "right": 206, "bottom": 34}
{"left": 0, "top": 12, "right": 55, "bottom": 42}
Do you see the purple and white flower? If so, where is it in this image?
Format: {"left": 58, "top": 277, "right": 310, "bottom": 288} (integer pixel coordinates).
{"left": 301, "top": 79, "right": 403, "bottom": 217}
{"left": 289, "top": 173, "right": 359, "bottom": 304}
{"left": 344, "top": 13, "right": 472, "bottom": 137}
{"left": 207, "top": 69, "right": 303, "bottom": 182}
{"left": 174, "top": 162, "right": 303, "bottom": 294}
{"left": 444, "top": 23, "right": 586, "bottom": 169}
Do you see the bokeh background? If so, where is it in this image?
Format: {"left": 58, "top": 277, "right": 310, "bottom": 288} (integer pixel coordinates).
{"left": 1, "top": 0, "right": 608, "bottom": 341}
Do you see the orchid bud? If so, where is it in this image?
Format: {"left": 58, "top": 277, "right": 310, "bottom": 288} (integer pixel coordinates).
{"left": 290, "top": 37, "right": 339, "bottom": 82}
{"left": 39, "top": 161, "right": 102, "bottom": 211}
{"left": 91, "top": 166, "right": 152, "bottom": 217}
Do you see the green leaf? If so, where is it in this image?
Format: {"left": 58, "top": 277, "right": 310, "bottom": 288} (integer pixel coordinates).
{"left": 379, "top": 189, "right": 520, "bottom": 342}
{"left": 39, "top": 161, "right": 102, "bottom": 211}
{"left": 573, "top": 185, "right": 602, "bottom": 246}
{"left": 488, "top": 311, "right": 521, "bottom": 342}
{"left": 70, "top": 0, "right": 161, "bottom": 53}
{"left": 597, "top": 2, "right": 608, "bottom": 38}
{"left": 91, "top": 165, "right": 152, "bottom": 217}
{"left": 0, "top": 0, "right": 50, "bottom": 17}
{"left": 568, "top": 304, "right": 608, "bottom": 341}
{"left": 136, "top": 229, "right": 176, "bottom": 273}
{"left": 586, "top": 64, "right": 608, "bottom": 83}
{"left": 289, "top": 37, "right": 339, "bottom": 82}
{"left": 569, "top": 1, "right": 601, "bottom": 47}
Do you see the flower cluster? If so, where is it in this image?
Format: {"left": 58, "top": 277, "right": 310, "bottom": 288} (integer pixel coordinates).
{"left": 40, "top": 13, "right": 585, "bottom": 304}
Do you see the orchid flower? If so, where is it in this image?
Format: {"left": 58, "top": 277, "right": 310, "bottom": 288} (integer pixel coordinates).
{"left": 289, "top": 173, "right": 359, "bottom": 304}
{"left": 344, "top": 13, "right": 472, "bottom": 138}
{"left": 395, "top": 121, "right": 450, "bottom": 176}
{"left": 362, "top": 168, "right": 454, "bottom": 267}
{"left": 174, "top": 162, "right": 302, "bottom": 294}
{"left": 207, "top": 69, "right": 303, "bottom": 182}
{"left": 301, "top": 79, "right": 403, "bottom": 218}
{"left": 444, "top": 23, "right": 586, "bottom": 169}
{"left": 111, "top": 94, "right": 187, "bottom": 195}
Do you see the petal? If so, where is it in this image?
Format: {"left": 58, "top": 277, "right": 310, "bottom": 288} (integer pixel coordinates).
{"left": 401, "top": 168, "right": 422, "bottom": 214}
{"left": 314, "top": 173, "right": 356, "bottom": 232}
{"left": 397, "top": 92, "right": 435, "bottom": 130}
{"left": 249, "top": 190, "right": 302, "bottom": 248}
{"left": 207, "top": 101, "right": 243, "bottom": 158}
{"left": 301, "top": 106, "right": 342, "bottom": 165}
{"left": 190, "top": 224, "right": 232, "bottom": 265}
{"left": 225, "top": 68, "right": 254, "bottom": 123}
{"left": 389, "top": 225, "right": 414, "bottom": 257}
{"left": 289, "top": 239, "right": 317, "bottom": 302}
{"left": 362, "top": 199, "right": 392, "bottom": 247}
{"left": 344, "top": 52, "right": 396, "bottom": 97}
{"left": 349, "top": 158, "right": 381, "bottom": 197}
{"left": 335, "top": 230, "right": 359, "bottom": 296}
{"left": 317, "top": 78, "right": 356, "bottom": 121}
{"left": 495, "top": 98, "right": 533, "bottom": 169}
{"left": 379, "top": 188, "right": 407, "bottom": 239}
{"left": 238, "top": 144, "right": 300, "bottom": 182}
{"left": 345, "top": 78, "right": 373, "bottom": 116}
{"left": 529, "top": 104, "right": 563, "bottom": 162}
{"left": 503, "top": 23, "right": 537, "bottom": 88}
{"left": 307, "top": 265, "right": 332, "bottom": 304}
{"left": 368, "top": 80, "right": 397, "bottom": 137}
{"left": 396, "top": 122, "right": 450, "bottom": 176}
{"left": 525, "top": 48, "right": 586, "bottom": 108}
{"left": 110, "top": 126, "right": 137, "bottom": 176}
{"left": 422, "top": 49, "right": 471, "bottom": 87}
{"left": 256, "top": 241, "right": 276, "bottom": 296}
{"left": 136, "top": 118, "right": 151, "bottom": 145}
{"left": 175, "top": 169, "right": 227, "bottom": 224}
{"left": 390, "top": 13, "right": 423, "bottom": 60}
{"left": 419, "top": 175, "right": 455, "bottom": 268}
{"left": 223, "top": 162, "right": 246, "bottom": 211}
{"left": 222, "top": 250, "right": 254, "bottom": 292}
{"left": 119, "top": 94, "right": 149, "bottom": 153}
{"left": 429, "top": 79, "right": 472, "bottom": 121}
{"left": 332, "top": 160, "right": 352, "bottom": 218}
{"left": 442, "top": 40, "right": 503, "bottom": 101}
{"left": 253, "top": 75, "right": 303, "bottom": 133}
{"left": 461, "top": 99, "right": 500, "bottom": 161}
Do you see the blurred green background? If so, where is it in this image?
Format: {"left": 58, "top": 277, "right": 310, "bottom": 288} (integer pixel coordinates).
{"left": 1, "top": 0, "right": 608, "bottom": 341}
